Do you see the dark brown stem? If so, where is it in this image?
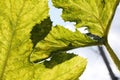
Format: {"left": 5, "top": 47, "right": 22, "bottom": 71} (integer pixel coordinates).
{"left": 98, "top": 46, "right": 118, "bottom": 80}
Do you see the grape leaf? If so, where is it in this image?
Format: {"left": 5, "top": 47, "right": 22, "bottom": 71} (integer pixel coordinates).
{"left": 30, "top": 25, "right": 98, "bottom": 62}
{"left": 39, "top": 52, "right": 87, "bottom": 80}
{"left": 52, "top": 0, "right": 119, "bottom": 37}
{"left": 0, "top": 0, "right": 87, "bottom": 80}
{"left": 52, "top": 0, "right": 120, "bottom": 71}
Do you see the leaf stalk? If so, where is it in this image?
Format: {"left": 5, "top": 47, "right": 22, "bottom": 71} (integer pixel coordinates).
{"left": 104, "top": 41, "right": 120, "bottom": 71}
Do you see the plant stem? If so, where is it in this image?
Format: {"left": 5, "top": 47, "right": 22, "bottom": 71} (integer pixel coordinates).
{"left": 98, "top": 46, "right": 118, "bottom": 80}
{"left": 104, "top": 41, "right": 120, "bottom": 71}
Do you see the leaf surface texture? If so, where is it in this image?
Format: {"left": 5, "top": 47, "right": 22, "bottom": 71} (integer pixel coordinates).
{"left": 0, "top": 0, "right": 87, "bottom": 80}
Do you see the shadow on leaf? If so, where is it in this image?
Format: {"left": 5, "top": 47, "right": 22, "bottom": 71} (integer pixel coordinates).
{"left": 30, "top": 17, "right": 52, "bottom": 48}
{"left": 44, "top": 52, "right": 77, "bottom": 68}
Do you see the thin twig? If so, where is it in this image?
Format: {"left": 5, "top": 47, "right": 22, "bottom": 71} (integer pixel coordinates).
{"left": 98, "top": 46, "right": 118, "bottom": 80}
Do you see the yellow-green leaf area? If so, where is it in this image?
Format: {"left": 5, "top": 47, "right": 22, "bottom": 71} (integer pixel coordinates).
{"left": 52, "top": 0, "right": 119, "bottom": 37}
{"left": 30, "top": 26, "right": 97, "bottom": 62}
{"left": 0, "top": 0, "right": 49, "bottom": 79}
{"left": 38, "top": 53, "right": 87, "bottom": 80}
{"left": 0, "top": 0, "right": 87, "bottom": 80}
{"left": 4, "top": 52, "right": 87, "bottom": 80}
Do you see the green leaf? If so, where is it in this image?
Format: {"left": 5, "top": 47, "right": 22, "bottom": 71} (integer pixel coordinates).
{"left": 0, "top": 0, "right": 87, "bottom": 79}
{"left": 30, "top": 25, "right": 97, "bottom": 62}
{"left": 40, "top": 52, "right": 87, "bottom": 80}
{"left": 52, "top": 0, "right": 119, "bottom": 37}
{"left": 52, "top": 0, "right": 120, "bottom": 71}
